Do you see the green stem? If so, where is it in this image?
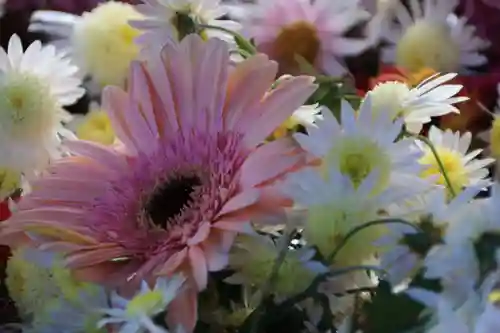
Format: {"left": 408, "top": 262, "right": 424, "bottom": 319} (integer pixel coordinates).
{"left": 198, "top": 24, "right": 257, "bottom": 55}
{"left": 249, "top": 229, "right": 296, "bottom": 333}
{"left": 326, "top": 218, "right": 422, "bottom": 263}
{"left": 412, "top": 133, "right": 457, "bottom": 198}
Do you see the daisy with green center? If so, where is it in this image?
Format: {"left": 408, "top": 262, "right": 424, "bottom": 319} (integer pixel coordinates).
{"left": 296, "top": 97, "right": 431, "bottom": 198}
{"left": 379, "top": 0, "right": 489, "bottom": 73}
{"left": 363, "top": 72, "right": 468, "bottom": 133}
{"left": 98, "top": 276, "right": 185, "bottom": 333}
{"left": 131, "top": 0, "right": 241, "bottom": 56}
{"left": 226, "top": 235, "right": 327, "bottom": 298}
{"left": 282, "top": 161, "right": 424, "bottom": 266}
{"left": 0, "top": 34, "right": 84, "bottom": 179}
{"left": 417, "top": 126, "right": 494, "bottom": 197}
{"left": 375, "top": 186, "right": 479, "bottom": 286}
{"left": 240, "top": 0, "right": 370, "bottom": 76}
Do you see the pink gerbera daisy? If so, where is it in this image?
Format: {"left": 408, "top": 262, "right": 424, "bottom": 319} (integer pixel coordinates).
{"left": 242, "top": 0, "right": 371, "bottom": 76}
{"left": 0, "top": 35, "right": 316, "bottom": 330}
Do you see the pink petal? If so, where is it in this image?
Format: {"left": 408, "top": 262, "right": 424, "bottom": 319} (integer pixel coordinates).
{"left": 193, "top": 37, "right": 229, "bottom": 133}
{"left": 158, "top": 248, "right": 188, "bottom": 275}
{"left": 102, "top": 86, "right": 139, "bottom": 154}
{"left": 167, "top": 286, "right": 198, "bottom": 332}
{"left": 64, "top": 140, "right": 128, "bottom": 172}
{"left": 212, "top": 220, "right": 254, "bottom": 233}
{"left": 202, "top": 233, "right": 230, "bottom": 271}
{"left": 216, "top": 189, "right": 259, "bottom": 217}
{"left": 241, "top": 138, "right": 303, "bottom": 187}
{"left": 241, "top": 76, "right": 317, "bottom": 147}
{"left": 161, "top": 38, "right": 195, "bottom": 131}
{"left": 65, "top": 245, "right": 128, "bottom": 267}
{"left": 187, "top": 222, "right": 211, "bottom": 246}
{"left": 188, "top": 245, "right": 208, "bottom": 290}
{"left": 223, "top": 54, "right": 278, "bottom": 129}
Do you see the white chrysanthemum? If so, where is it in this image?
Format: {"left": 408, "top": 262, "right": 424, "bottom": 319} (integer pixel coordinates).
{"left": 418, "top": 126, "right": 494, "bottom": 196}
{"left": 375, "top": 186, "right": 479, "bottom": 286}
{"left": 363, "top": 73, "right": 468, "bottom": 133}
{"left": 423, "top": 184, "right": 500, "bottom": 296}
{"left": 296, "top": 97, "right": 431, "bottom": 197}
{"left": 71, "top": 2, "right": 143, "bottom": 87}
{"left": 226, "top": 235, "right": 327, "bottom": 298}
{"left": 131, "top": 0, "right": 241, "bottom": 57}
{"left": 283, "top": 163, "right": 420, "bottom": 266}
{"left": 0, "top": 34, "right": 84, "bottom": 176}
{"left": 380, "top": 0, "right": 489, "bottom": 73}
{"left": 407, "top": 272, "right": 500, "bottom": 333}
{"left": 98, "top": 276, "right": 185, "bottom": 333}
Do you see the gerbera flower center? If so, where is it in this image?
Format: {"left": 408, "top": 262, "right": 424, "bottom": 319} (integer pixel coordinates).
{"left": 272, "top": 21, "right": 321, "bottom": 73}
{"left": 396, "top": 19, "right": 460, "bottom": 72}
{"left": 327, "top": 137, "right": 392, "bottom": 190}
{"left": 419, "top": 147, "right": 467, "bottom": 193}
{"left": 0, "top": 72, "right": 57, "bottom": 140}
{"left": 145, "top": 174, "right": 202, "bottom": 228}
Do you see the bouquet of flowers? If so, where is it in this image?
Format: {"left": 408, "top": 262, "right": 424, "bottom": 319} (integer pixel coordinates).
{"left": 0, "top": 0, "right": 500, "bottom": 332}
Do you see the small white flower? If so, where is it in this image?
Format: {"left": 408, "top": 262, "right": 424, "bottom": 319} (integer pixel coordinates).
{"left": 98, "top": 276, "right": 185, "bottom": 333}
{"left": 131, "top": 0, "right": 241, "bottom": 57}
{"left": 380, "top": 0, "right": 489, "bottom": 73}
{"left": 0, "top": 34, "right": 84, "bottom": 176}
{"left": 363, "top": 72, "right": 468, "bottom": 133}
{"left": 418, "top": 126, "right": 494, "bottom": 195}
{"left": 296, "top": 97, "right": 431, "bottom": 198}
{"left": 376, "top": 186, "right": 479, "bottom": 286}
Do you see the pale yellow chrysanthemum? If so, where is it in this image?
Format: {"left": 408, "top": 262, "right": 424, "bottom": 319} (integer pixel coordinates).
{"left": 75, "top": 109, "right": 115, "bottom": 145}
{"left": 71, "top": 2, "right": 142, "bottom": 87}
{"left": 226, "top": 235, "right": 327, "bottom": 297}
{"left": 0, "top": 167, "right": 21, "bottom": 200}
{"left": 6, "top": 247, "right": 98, "bottom": 323}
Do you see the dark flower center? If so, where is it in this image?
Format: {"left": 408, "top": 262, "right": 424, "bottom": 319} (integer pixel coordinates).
{"left": 146, "top": 175, "right": 201, "bottom": 228}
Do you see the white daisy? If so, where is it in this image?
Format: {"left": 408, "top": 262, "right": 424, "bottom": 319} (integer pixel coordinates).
{"left": 417, "top": 126, "right": 494, "bottom": 196}
{"left": 423, "top": 184, "right": 500, "bottom": 296}
{"left": 295, "top": 97, "right": 431, "bottom": 198}
{"left": 363, "top": 72, "right": 468, "bottom": 133}
{"left": 375, "top": 185, "right": 479, "bottom": 286}
{"left": 98, "top": 276, "right": 185, "bottom": 333}
{"left": 240, "top": 0, "right": 370, "bottom": 76}
{"left": 380, "top": 0, "right": 490, "bottom": 73}
{"left": 282, "top": 161, "right": 421, "bottom": 266}
{"left": 0, "top": 34, "right": 84, "bottom": 177}
{"left": 131, "top": 0, "right": 241, "bottom": 57}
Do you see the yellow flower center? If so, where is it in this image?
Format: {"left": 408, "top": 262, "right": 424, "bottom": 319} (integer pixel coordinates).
{"left": 126, "top": 290, "right": 165, "bottom": 317}
{"left": 271, "top": 21, "right": 321, "bottom": 74}
{"left": 408, "top": 67, "right": 437, "bottom": 86}
{"left": 419, "top": 147, "right": 467, "bottom": 194}
{"left": 0, "top": 72, "right": 57, "bottom": 140}
{"left": 76, "top": 110, "right": 115, "bottom": 145}
{"left": 327, "top": 137, "right": 392, "bottom": 191}
{"left": 490, "top": 117, "right": 500, "bottom": 158}
{"left": 396, "top": 19, "right": 460, "bottom": 72}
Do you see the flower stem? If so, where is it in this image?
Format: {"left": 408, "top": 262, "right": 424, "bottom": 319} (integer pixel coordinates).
{"left": 408, "top": 132, "right": 457, "bottom": 198}
{"left": 326, "top": 218, "right": 421, "bottom": 263}
{"left": 198, "top": 24, "right": 257, "bottom": 55}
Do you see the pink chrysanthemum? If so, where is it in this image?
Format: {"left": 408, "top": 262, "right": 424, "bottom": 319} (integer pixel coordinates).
{"left": 242, "top": 0, "right": 371, "bottom": 76}
{"left": 1, "top": 35, "right": 316, "bottom": 330}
